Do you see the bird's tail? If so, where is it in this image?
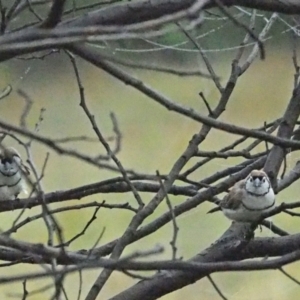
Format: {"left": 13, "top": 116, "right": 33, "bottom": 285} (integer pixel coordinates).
{"left": 207, "top": 206, "right": 222, "bottom": 214}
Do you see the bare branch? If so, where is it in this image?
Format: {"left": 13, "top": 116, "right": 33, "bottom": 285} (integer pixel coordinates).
{"left": 177, "top": 22, "right": 223, "bottom": 93}
{"left": 214, "top": 0, "right": 265, "bottom": 59}
{"left": 40, "top": 0, "right": 66, "bottom": 28}
{"left": 66, "top": 50, "right": 144, "bottom": 208}
{"left": 157, "top": 171, "right": 179, "bottom": 260}
{"left": 207, "top": 275, "right": 228, "bottom": 300}
{"left": 17, "top": 89, "right": 33, "bottom": 129}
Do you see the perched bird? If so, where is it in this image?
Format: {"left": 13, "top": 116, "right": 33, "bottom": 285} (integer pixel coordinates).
{"left": 0, "top": 147, "right": 29, "bottom": 200}
{"left": 208, "top": 170, "right": 275, "bottom": 222}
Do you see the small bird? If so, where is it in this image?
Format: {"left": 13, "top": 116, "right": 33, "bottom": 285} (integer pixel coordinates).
{"left": 208, "top": 170, "right": 275, "bottom": 222}
{"left": 0, "top": 147, "right": 29, "bottom": 200}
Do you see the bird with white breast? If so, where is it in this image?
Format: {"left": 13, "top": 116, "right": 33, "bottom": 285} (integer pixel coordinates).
{"left": 0, "top": 147, "right": 29, "bottom": 201}
{"left": 208, "top": 170, "right": 275, "bottom": 222}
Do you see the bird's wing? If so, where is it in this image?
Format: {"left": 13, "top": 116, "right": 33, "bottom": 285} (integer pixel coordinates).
{"left": 219, "top": 180, "right": 246, "bottom": 210}
{"left": 207, "top": 206, "right": 222, "bottom": 214}
{"left": 207, "top": 179, "right": 245, "bottom": 213}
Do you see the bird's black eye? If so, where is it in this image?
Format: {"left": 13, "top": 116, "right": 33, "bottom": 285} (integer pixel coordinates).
{"left": 250, "top": 177, "right": 253, "bottom": 182}
{"left": 262, "top": 177, "right": 266, "bottom": 182}
{"left": 1, "top": 158, "right": 12, "bottom": 164}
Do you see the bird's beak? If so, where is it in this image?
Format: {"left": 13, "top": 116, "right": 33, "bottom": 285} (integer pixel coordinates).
{"left": 253, "top": 178, "right": 262, "bottom": 187}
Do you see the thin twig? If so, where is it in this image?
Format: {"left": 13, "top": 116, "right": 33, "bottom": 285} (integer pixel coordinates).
{"left": 122, "top": 270, "right": 154, "bottom": 280}
{"left": 157, "top": 171, "right": 179, "bottom": 260}
{"left": 279, "top": 267, "right": 300, "bottom": 286}
{"left": 207, "top": 274, "right": 228, "bottom": 300}
{"left": 283, "top": 209, "right": 300, "bottom": 217}
{"left": 177, "top": 22, "right": 223, "bottom": 93}
{"left": 66, "top": 50, "right": 144, "bottom": 208}
{"left": 17, "top": 89, "right": 33, "bottom": 129}
{"left": 260, "top": 220, "right": 289, "bottom": 236}
{"left": 77, "top": 270, "right": 82, "bottom": 300}
{"left": 22, "top": 280, "right": 28, "bottom": 300}
{"left": 58, "top": 207, "right": 101, "bottom": 247}
{"left": 199, "top": 92, "right": 214, "bottom": 116}
{"left": 214, "top": 0, "right": 265, "bottom": 59}
{"left": 5, "top": 201, "right": 134, "bottom": 235}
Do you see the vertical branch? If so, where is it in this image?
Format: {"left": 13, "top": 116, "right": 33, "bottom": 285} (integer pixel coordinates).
{"left": 292, "top": 31, "right": 300, "bottom": 88}
{"left": 22, "top": 280, "right": 28, "bottom": 300}
{"left": 157, "top": 171, "right": 179, "bottom": 260}
{"left": 40, "top": 0, "right": 66, "bottom": 28}
{"left": 264, "top": 83, "right": 300, "bottom": 189}
{"left": 17, "top": 89, "right": 33, "bottom": 129}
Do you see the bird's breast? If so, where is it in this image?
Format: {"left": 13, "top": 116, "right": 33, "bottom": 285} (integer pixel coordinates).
{"left": 242, "top": 191, "right": 275, "bottom": 211}
{"left": 0, "top": 163, "right": 22, "bottom": 189}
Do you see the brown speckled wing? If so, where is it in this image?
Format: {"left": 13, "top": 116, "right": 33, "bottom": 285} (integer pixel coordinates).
{"left": 220, "top": 180, "right": 245, "bottom": 210}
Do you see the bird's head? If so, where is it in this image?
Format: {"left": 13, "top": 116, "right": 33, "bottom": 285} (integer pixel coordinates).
{"left": 245, "top": 170, "right": 271, "bottom": 196}
{"left": 0, "top": 147, "right": 22, "bottom": 172}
